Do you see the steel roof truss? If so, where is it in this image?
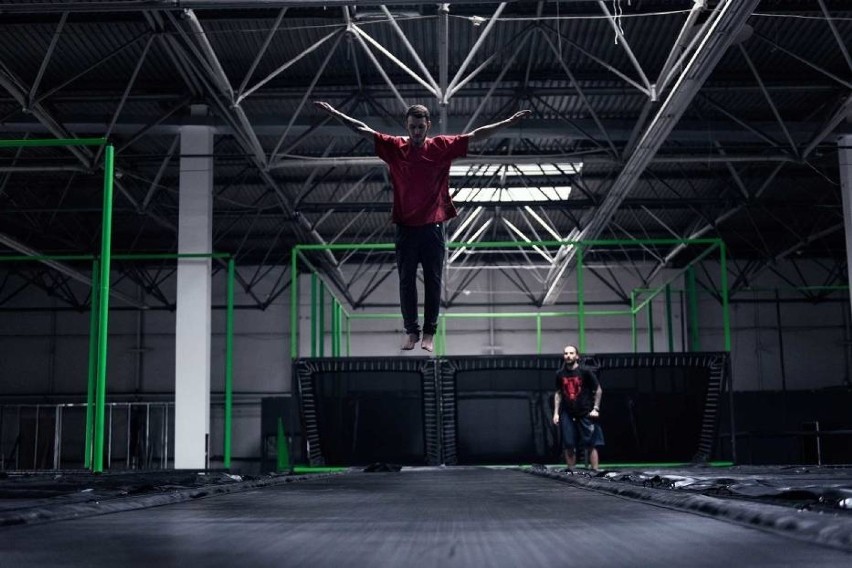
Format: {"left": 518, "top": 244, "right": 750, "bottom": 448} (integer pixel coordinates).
{"left": 462, "top": 33, "right": 531, "bottom": 133}
{"left": 584, "top": 264, "right": 629, "bottom": 304}
{"left": 654, "top": 0, "right": 705, "bottom": 96}
{"left": 28, "top": 12, "right": 68, "bottom": 109}
{"left": 237, "top": 7, "right": 288, "bottom": 100}
{"left": 501, "top": 217, "right": 554, "bottom": 264}
{"left": 540, "top": 31, "right": 618, "bottom": 157}
{"left": 737, "top": 44, "right": 798, "bottom": 156}
{"left": 753, "top": 31, "right": 852, "bottom": 91}
{"left": 268, "top": 32, "right": 345, "bottom": 160}
{"left": 444, "top": 2, "right": 507, "bottom": 102}
{"left": 817, "top": 0, "right": 852, "bottom": 73}
{"left": 596, "top": 0, "right": 653, "bottom": 96}
{"left": 352, "top": 16, "right": 438, "bottom": 97}
{"left": 141, "top": 135, "right": 180, "bottom": 211}
{"left": 94, "top": 35, "right": 155, "bottom": 166}
{"left": 350, "top": 26, "right": 408, "bottom": 111}
{"left": 698, "top": 94, "right": 784, "bottom": 150}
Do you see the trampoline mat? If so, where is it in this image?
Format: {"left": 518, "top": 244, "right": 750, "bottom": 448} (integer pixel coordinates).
{"left": 1, "top": 468, "right": 850, "bottom": 567}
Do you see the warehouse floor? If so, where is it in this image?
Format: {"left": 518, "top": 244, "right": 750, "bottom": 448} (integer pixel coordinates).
{"left": 1, "top": 466, "right": 850, "bottom": 567}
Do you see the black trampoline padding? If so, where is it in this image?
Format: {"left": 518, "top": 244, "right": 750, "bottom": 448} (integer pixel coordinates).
{"left": 1, "top": 468, "right": 850, "bottom": 567}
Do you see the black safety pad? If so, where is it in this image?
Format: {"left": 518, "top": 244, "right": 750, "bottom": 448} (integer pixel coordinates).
{"left": 0, "top": 469, "right": 342, "bottom": 526}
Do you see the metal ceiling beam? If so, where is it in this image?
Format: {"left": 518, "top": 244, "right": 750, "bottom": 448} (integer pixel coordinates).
{"left": 268, "top": 153, "right": 798, "bottom": 170}
{"left": 1, "top": 83, "right": 833, "bottom": 107}
{"left": 6, "top": 117, "right": 843, "bottom": 144}
{"left": 0, "top": 232, "right": 147, "bottom": 308}
{"left": 0, "top": 0, "right": 529, "bottom": 13}
{"left": 539, "top": 0, "right": 761, "bottom": 305}
{"left": 645, "top": 93, "right": 852, "bottom": 282}
{"left": 162, "top": 8, "right": 358, "bottom": 303}
{"left": 596, "top": 0, "right": 652, "bottom": 98}
{"left": 0, "top": 66, "right": 93, "bottom": 168}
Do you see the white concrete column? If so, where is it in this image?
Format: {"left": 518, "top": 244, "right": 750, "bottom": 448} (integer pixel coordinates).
{"left": 174, "top": 121, "right": 214, "bottom": 469}
{"left": 840, "top": 135, "right": 852, "bottom": 324}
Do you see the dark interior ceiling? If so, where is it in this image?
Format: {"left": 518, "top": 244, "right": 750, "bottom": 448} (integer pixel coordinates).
{"left": 0, "top": 0, "right": 849, "bottom": 308}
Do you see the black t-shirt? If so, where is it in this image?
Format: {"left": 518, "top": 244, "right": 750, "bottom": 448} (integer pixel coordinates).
{"left": 555, "top": 366, "right": 600, "bottom": 417}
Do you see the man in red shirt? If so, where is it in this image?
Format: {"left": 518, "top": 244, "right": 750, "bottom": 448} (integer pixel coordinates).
{"left": 314, "top": 101, "right": 531, "bottom": 352}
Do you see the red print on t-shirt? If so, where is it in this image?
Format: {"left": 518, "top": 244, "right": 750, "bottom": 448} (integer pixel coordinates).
{"left": 561, "top": 376, "right": 582, "bottom": 402}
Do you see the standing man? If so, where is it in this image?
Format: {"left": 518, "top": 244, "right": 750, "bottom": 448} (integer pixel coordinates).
{"left": 553, "top": 344, "right": 604, "bottom": 470}
{"left": 314, "top": 101, "right": 531, "bottom": 352}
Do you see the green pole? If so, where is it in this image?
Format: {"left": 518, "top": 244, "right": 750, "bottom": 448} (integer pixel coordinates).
{"left": 331, "top": 300, "right": 339, "bottom": 357}
{"left": 536, "top": 314, "right": 542, "bottom": 354}
{"left": 665, "top": 284, "right": 674, "bottom": 352}
{"left": 276, "top": 417, "right": 290, "bottom": 472}
{"left": 93, "top": 145, "right": 115, "bottom": 473}
{"left": 335, "top": 300, "right": 340, "bottom": 357}
{"left": 686, "top": 266, "right": 700, "bottom": 351}
{"left": 336, "top": 301, "right": 342, "bottom": 356}
{"left": 346, "top": 315, "right": 351, "bottom": 356}
{"left": 318, "top": 281, "right": 325, "bottom": 357}
{"left": 84, "top": 259, "right": 100, "bottom": 470}
{"left": 224, "top": 257, "right": 235, "bottom": 469}
{"left": 310, "top": 273, "right": 318, "bottom": 357}
{"left": 438, "top": 315, "right": 447, "bottom": 356}
{"left": 289, "top": 252, "right": 298, "bottom": 359}
{"left": 720, "top": 241, "right": 731, "bottom": 352}
{"left": 576, "top": 245, "right": 586, "bottom": 352}
{"left": 647, "top": 296, "right": 655, "bottom": 353}
{"left": 630, "top": 290, "right": 637, "bottom": 353}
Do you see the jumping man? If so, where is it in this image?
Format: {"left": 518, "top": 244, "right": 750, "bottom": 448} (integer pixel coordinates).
{"left": 314, "top": 101, "right": 531, "bottom": 352}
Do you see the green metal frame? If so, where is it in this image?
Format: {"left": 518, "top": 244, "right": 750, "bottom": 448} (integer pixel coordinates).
{"left": 629, "top": 240, "right": 730, "bottom": 353}
{"left": 0, "top": 137, "right": 236, "bottom": 472}
{"left": 288, "top": 238, "right": 731, "bottom": 359}
{"left": 1, "top": 251, "right": 237, "bottom": 470}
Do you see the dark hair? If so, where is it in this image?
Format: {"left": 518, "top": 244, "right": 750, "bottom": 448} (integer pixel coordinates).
{"left": 563, "top": 344, "right": 580, "bottom": 355}
{"left": 405, "top": 104, "right": 430, "bottom": 122}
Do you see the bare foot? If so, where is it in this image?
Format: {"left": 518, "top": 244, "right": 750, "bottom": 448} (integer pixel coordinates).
{"left": 421, "top": 334, "right": 434, "bottom": 352}
{"left": 401, "top": 333, "right": 418, "bottom": 350}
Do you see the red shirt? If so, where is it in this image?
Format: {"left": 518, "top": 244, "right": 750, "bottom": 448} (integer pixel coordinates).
{"left": 374, "top": 133, "right": 469, "bottom": 226}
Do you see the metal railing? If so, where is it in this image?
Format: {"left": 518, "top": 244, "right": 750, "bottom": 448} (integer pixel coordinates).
{"left": 0, "top": 402, "right": 173, "bottom": 471}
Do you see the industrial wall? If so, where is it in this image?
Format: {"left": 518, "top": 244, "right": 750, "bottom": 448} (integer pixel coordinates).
{"left": 0, "top": 258, "right": 848, "bottom": 469}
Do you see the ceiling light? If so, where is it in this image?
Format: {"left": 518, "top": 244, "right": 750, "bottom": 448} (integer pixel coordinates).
{"left": 452, "top": 186, "right": 572, "bottom": 203}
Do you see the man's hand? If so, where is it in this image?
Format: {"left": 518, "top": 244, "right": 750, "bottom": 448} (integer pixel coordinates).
{"left": 552, "top": 414, "right": 560, "bottom": 425}
{"left": 509, "top": 109, "right": 533, "bottom": 123}
{"left": 589, "top": 408, "right": 600, "bottom": 419}
{"left": 313, "top": 101, "right": 335, "bottom": 114}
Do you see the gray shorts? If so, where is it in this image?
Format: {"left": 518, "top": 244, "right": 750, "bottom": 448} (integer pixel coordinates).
{"left": 560, "top": 413, "right": 605, "bottom": 450}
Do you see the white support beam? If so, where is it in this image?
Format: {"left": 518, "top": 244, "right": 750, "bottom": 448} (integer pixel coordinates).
{"left": 174, "top": 122, "right": 214, "bottom": 470}
{"left": 839, "top": 135, "right": 852, "bottom": 325}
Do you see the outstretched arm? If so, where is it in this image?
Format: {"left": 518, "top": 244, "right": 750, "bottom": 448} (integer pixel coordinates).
{"left": 313, "top": 101, "right": 377, "bottom": 141}
{"left": 466, "top": 110, "right": 532, "bottom": 142}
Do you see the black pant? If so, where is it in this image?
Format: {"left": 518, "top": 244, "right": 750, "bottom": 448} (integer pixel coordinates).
{"left": 395, "top": 223, "right": 445, "bottom": 337}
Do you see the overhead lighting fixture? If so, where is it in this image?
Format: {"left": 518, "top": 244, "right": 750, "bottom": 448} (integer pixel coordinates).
{"left": 449, "top": 162, "right": 583, "bottom": 177}
{"left": 452, "top": 186, "right": 572, "bottom": 203}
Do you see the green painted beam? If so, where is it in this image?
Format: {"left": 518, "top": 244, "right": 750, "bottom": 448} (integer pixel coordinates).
{"left": 84, "top": 260, "right": 99, "bottom": 469}
{"left": 92, "top": 145, "right": 115, "bottom": 473}
{"left": 224, "top": 257, "right": 235, "bottom": 469}
{"left": 0, "top": 137, "right": 107, "bottom": 148}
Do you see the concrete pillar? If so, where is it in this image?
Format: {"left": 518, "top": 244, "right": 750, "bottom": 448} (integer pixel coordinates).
{"left": 840, "top": 135, "right": 852, "bottom": 324}
{"left": 174, "top": 120, "right": 214, "bottom": 469}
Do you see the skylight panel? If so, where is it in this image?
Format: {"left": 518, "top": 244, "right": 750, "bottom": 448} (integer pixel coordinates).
{"left": 449, "top": 162, "right": 582, "bottom": 177}
{"left": 452, "top": 186, "right": 572, "bottom": 202}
